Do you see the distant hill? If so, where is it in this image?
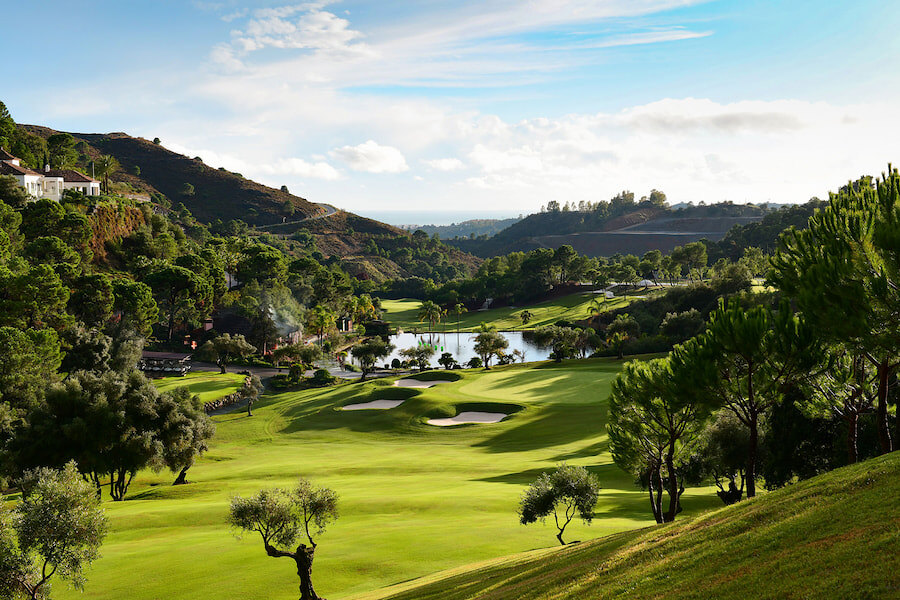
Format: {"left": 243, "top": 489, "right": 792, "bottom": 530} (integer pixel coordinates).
{"left": 22, "top": 125, "right": 324, "bottom": 226}
{"left": 18, "top": 123, "right": 480, "bottom": 281}
{"left": 448, "top": 202, "right": 773, "bottom": 258}
{"left": 363, "top": 452, "right": 900, "bottom": 600}
{"left": 400, "top": 217, "right": 522, "bottom": 239}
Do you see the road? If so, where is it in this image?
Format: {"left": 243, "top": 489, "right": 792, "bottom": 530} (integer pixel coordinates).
{"left": 255, "top": 202, "right": 338, "bottom": 231}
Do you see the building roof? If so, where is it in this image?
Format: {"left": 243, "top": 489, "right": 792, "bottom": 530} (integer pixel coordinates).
{"left": 45, "top": 168, "right": 99, "bottom": 183}
{"left": 0, "top": 148, "right": 18, "bottom": 161}
{"left": 0, "top": 160, "right": 41, "bottom": 177}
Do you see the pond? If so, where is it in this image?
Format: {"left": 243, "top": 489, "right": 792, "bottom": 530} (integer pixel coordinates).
{"left": 375, "top": 331, "right": 552, "bottom": 369}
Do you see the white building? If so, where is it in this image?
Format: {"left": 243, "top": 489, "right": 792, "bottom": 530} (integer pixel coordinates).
{"left": 0, "top": 148, "right": 101, "bottom": 201}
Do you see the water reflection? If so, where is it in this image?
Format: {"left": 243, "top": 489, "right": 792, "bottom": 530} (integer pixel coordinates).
{"left": 376, "top": 331, "right": 551, "bottom": 368}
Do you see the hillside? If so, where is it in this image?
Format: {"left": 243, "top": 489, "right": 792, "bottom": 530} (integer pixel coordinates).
{"left": 18, "top": 123, "right": 481, "bottom": 280}
{"left": 22, "top": 125, "right": 325, "bottom": 225}
{"left": 361, "top": 452, "right": 900, "bottom": 600}
{"left": 449, "top": 203, "right": 771, "bottom": 258}
{"left": 402, "top": 217, "right": 522, "bottom": 239}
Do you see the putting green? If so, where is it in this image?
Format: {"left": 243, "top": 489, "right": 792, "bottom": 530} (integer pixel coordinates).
{"left": 55, "top": 359, "right": 718, "bottom": 600}
{"left": 380, "top": 291, "right": 637, "bottom": 332}
{"left": 151, "top": 371, "right": 247, "bottom": 403}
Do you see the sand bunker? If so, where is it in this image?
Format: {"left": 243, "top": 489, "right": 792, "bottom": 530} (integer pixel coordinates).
{"left": 427, "top": 412, "right": 509, "bottom": 426}
{"left": 342, "top": 400, "right": 405, "bottom": 411}
{"left": 394, "top": 379, "right": 453, "bottom": 388}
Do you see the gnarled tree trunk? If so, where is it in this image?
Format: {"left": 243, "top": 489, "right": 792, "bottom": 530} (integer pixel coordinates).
{"left": 173, "top": 465, "right": 190, "bottom": 486}
{"left": 266, "top": 543, "right": 322, "bottom": 600}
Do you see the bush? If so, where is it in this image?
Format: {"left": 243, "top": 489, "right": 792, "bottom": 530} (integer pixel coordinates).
{"left": 310, "top": 369, "right": 336, "bottom": 386}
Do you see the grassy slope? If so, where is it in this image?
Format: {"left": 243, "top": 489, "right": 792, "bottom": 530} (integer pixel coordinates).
{"left": 381, "top": 292, "right": 638, "bottom": 332}
{"left": 152, "top": 371, "right": 246, "bottom": 403}
{"left": 55, "top": 359, "right": 718, "bottom": 600}
{"left": 361, "top": 453, "right": 900, "bottom": 600}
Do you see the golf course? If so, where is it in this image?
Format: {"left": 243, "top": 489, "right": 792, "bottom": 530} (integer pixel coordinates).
{"left": 55, "top": 358, "right": 720, "bottom": 600}
{"left": 380, "top": 291, "right": 642, "bottom": 332}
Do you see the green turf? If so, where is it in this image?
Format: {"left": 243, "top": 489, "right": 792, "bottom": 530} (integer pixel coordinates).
{"left": 151, "top": 371, "right": 247, "bottom": 403}
{"left": 359, "top": 452, "right": 900, "bottom": 600}
{"left": 380, "top": 291, "right": 642, "bottom": 332}
{"left": 54, "top": 359, "right": 720, "bottom": 600}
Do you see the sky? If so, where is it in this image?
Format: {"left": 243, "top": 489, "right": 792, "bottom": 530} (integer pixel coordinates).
{"left": 4, "top": 0, "right": 900, "bottom": 223}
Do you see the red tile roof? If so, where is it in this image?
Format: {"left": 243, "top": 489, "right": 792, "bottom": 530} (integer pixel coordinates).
{"left": 45, "top": 168, "right": 99, "bottom": 183}
{"left": 0, "top": 161, "right": 41, "bottom": 177}
{"left": 0, "top": 148, "right": 18, "bottom": 161}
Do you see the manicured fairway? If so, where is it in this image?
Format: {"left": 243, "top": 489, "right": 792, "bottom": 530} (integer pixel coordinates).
{"left": 151, "top": 371, "right": 246, "bottom": 403}
{"left": 56, "top": 359, "right": 718, "bottom": 600}
{"left": 381, "top": 291, "right": 640, "bottom": 332}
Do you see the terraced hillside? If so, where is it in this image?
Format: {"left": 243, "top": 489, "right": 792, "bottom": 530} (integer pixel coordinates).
{"left": 450, "top": 204, "right": 770, "bottom": 258}
{"left": 361, "top": 452, "right": 900, "bottom": 600}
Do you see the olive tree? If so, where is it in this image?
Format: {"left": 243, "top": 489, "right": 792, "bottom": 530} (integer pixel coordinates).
{"left": 229, "top": 478, "right": 338, "bottom": 600}
{"left": 0, "top": 462, "right": 107, "bottom": 600}
{"left": 518, "top": 464, "right": 600, "bottom": 545}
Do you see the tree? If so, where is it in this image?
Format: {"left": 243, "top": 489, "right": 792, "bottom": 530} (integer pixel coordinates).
{"left": 156, "top": 387, "right": 216, "bottom": 485}
{"left": 608, "top": 356, "right": 707, "bottom": 522}
{"left": 145, "top": 265, "right": 211, "bottom": 341}
{"left": 0, "top": 264, "right": 70, "bottom": 330}
{"left": 0, "top": 462, "right": 107, "bottom": 600}
{"left": 687, "top": 300, "right": 824, "bottom": 497}
{"left": 417, "top": 300, "right": 444, "bottom": 331}
{"left": 10, "top": 371, "right": 175, "bottom": 501}
{"left": 199, "top": 334, "right": 256, "bottom": 373}
{"left": 180, "top": 183, "right": 195, "bottom": 197}
{"left": 437, "top": 352, "right": 458, "bottom": 369}
{"left": 519, "top": 310, "right": 533, "bottom": 326}
{"left": 660, "top": 309, "right": 705, "bottom": 343}
{"left": 0, "top": 327, "right": 62, "bottom": 419}
{"left": 399, "top": 344, "right": 435, "bottom": 371}
{"left": 797, "top": 348, "right": 875, "bottom": 464}
{"left": 606, "top": 314, "right": 640, "bottom": 359}
{"left": 684, "top": 411, "right": 751, "bottom": 505}
{"left": 68, "top": 274, "right": 114, "bottom": 328}
{"left": 533, "top": 325, "right": 579, "bottom": 362}
{"left": 518, "top": 464, "right": 600, "bottom": 545}
{"left": 306, "top": 305, "right": 335, "bottom": 346}
{"left": 0, "top": 174, "right": 29, "bottom": 208}
{"left": 473, "top": 326, "right": 508, "bottom": 369}
{"left": 770, "top": 171, "right": 900, "bottom": 453}
{"left": 229, "top": 478, "right": 338, "bottom": 600}
{"left": 273, "top": 344, "right": 320, "bottom": 370}
{"left": 453, "top": 303, "right": 467, "bottom": 334}
{"left": 59, "top": 325, "right": 142, "bottom": 376}
{"left": 350, "top": 338, "right": 394, "bottom": 380}
{"left": 111, "top": 279, "right": 158, "bottom": 337}
{"left": 94, "top": 155, "right": 119, "bottom": 194}
{"left": 47, "top": 133, "right": 77, "bottom": 169}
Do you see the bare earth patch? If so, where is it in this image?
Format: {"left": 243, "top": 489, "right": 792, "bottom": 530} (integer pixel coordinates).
{"left": 342, "top": 400, "right": 405, "bottom": 411}
{"left": 427, "top": 412, "right": 509, "bottom": 426}
{"left": 394, "top": 379, "right": 453, "bottom": 388}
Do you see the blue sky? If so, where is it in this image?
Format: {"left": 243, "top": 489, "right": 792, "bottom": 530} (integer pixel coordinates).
{"left": 4, "top": 0, "right": 900, "bottom": 223}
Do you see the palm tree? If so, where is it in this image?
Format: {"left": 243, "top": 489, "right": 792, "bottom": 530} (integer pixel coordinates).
{"left": 519, "top": 310, "right": 534, "bottom": 327}
{"left": 94, "top": 155, "right": 119, "bottom": 194}
{"left": 418, "top": 300, "right": 444, "bottom": 332}
{"left": 453, "top": 303, "right": 467, "bottom": 334}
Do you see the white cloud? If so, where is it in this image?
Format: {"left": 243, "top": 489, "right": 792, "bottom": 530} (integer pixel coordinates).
{"left": 330, "top": 141, "right": 409, "bottom": 173}
{"left": 423, "top": 157, "right": 465, "bottom": 171}
{"left": 259, "top": 158, "right": 341, "bottom": 180}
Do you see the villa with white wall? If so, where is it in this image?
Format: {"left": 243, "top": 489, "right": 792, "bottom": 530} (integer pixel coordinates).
{"left": 0, "top": 147, "right": 100, "bottom": 201}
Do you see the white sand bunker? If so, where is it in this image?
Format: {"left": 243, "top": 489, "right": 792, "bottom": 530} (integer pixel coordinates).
{"left": 427, "top": 411, "right": 509, "bottom": 426}
{"left": 342, "top": 400, "right": 405, "bottom": 411}
{"left": 394, "top": 379, "right": 453, "bottom": 388}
